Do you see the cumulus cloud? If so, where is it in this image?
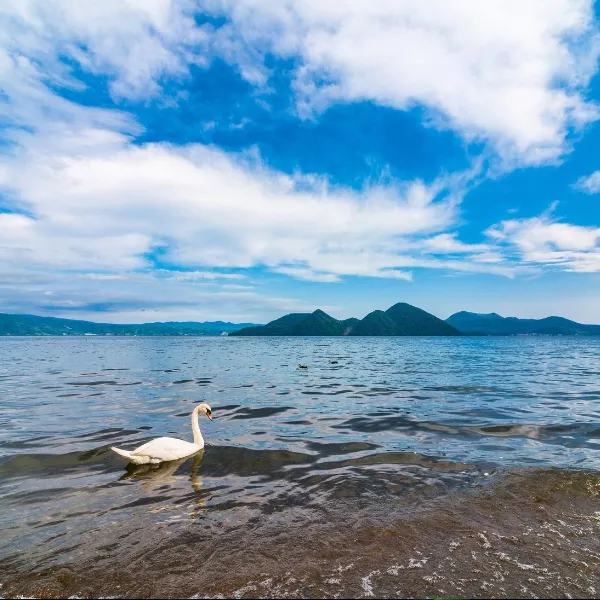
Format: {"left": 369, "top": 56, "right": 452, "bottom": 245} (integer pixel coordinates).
{"left": 423, "top": 234, "right": 491, "bottom": 254}
{"left": 3, "top": 1, "right": 598, "bottom": 165}
{"left": 574, "top": 170, "right": 600, "bottom": 193}
{"left": 487, "top": 212, "right": 600, "bottom": 272}
{"left": 209, "top": 0, "right": 599, "bottom": 164}
{"left": 0, "top": 0, "right": 207, "bottom": 101}
{"left": 208, "top": 0, "right": 600, "bottom": 165}
{"left": 0, "top": 122, "right": 471, "bottom": 278}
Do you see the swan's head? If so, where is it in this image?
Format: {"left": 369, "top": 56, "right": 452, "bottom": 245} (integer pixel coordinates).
{"left": 198, "top": 402, "right": 213, "bottom": 421}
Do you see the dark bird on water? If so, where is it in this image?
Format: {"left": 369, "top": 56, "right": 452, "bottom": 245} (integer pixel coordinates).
{"left": 298, "top": 364, "right": 308, "bottom": 369}
{"left": 329, "top": 360, "right": 338, "bottom": 364}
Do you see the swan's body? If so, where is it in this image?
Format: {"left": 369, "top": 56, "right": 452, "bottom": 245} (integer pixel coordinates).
{"left": 111, "top": 403, "right": 212, "bottom": 465}
{"left": 111, "top": 437, "right": 200, "bottom": 464}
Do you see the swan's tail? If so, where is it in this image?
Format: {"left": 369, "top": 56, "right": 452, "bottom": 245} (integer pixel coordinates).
{"left": 111, "top": 446, "right": 133, "bottom": 460}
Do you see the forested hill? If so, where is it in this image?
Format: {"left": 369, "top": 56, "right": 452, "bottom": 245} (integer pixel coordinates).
{"left": 0, "top": 313, "right": 258, "bottom": 336}
{"left": 231, "top": 303, "right": 459, "bottom": 336}
{"left": 446, "top": 311, "right": 600, "bottom": 336}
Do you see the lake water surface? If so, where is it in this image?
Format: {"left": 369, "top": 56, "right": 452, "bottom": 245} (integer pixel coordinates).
{"left": 1, "top": 336, "right": 599, "bottom": 598}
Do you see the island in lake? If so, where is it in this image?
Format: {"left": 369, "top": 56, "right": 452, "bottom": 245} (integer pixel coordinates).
{"left": 231, "top": 302, "right": 459, "bottom": 336}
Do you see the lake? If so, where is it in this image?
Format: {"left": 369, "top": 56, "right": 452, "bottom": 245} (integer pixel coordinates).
{"left": 1, "top": 336, "right": 599, "bottom": 598}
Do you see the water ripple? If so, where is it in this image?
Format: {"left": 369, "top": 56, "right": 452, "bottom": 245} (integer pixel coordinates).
{"left": 1, "top": 335, "right": 600, "bottom": 584}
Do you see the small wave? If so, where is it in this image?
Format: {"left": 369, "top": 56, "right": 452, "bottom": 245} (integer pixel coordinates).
{"left": 229, "top": 406, "right": 292, "bottom": 420}
{"left": 66, "top": 380, "right": 118, "bottom": 386}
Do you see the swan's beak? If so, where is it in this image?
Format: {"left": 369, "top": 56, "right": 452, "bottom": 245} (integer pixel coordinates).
{"left": 206, "top": 411, "right": 213, "bottom": 421}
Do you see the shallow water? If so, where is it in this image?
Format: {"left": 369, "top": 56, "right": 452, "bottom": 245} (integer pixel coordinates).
{"left": 1, "top": 336, "right": 600, "bottom": 598}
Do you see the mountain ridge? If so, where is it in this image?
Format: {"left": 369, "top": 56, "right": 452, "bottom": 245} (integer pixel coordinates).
{"left": 3, "top": 308, "right": 599, "bottom": 337}
{"left": 231, "top": 302, "right": 459, "bottom": 336}
{"left": 0, "top": 313, "right": 259, "bottom": 336}
{"left": 446, "top": 311, "right": 600, "bottom": 336}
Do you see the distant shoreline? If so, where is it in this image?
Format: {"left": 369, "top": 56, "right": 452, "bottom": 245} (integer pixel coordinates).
{"left": 2, "top": 306, "right": 600, "bottom": 336}
{"left": 2, "top": 333, "right": 599, "bottom": 338}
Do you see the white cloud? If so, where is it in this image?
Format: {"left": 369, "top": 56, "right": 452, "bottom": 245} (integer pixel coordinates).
{"left": 158, "top": 270, "right": 246, "bottom": 281}
{"left": 0, "top": 124, "right": 469, "bottom": 280}
{"left": 423, "top": 233, "right": 491, "bottom": 254}
{"left": 3, "top": 1, "right": 598, "bottom": 166}
{"left": 487, "top": 213, "right": 600, "bottom": 272}
{"left": 574, "top": 170, "right": 600, "bottom": 193}
{"left": 208, "top": 0, "right": 600, "bottom": 164}
{"left": 274, "top": 267, "right": 342, "bottom": 283}
{"left": 0, "top": 0, "right": 207, "bottom": 101}
{"left": 274, "top": 266, "right": 413, "bottom": 282}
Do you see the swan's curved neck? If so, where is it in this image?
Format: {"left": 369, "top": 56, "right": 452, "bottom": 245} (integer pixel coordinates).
{"left": 192, "top": 407, "right": 204, "bottom": 446}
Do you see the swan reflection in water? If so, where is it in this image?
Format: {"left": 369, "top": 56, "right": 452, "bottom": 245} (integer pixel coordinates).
{"left": 118, "top": 449, "right": 205, "bottom": 493}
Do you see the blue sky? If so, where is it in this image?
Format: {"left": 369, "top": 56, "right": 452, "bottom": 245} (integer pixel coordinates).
{"left": 1, "top": 1, "right": 600, "bottom": 324}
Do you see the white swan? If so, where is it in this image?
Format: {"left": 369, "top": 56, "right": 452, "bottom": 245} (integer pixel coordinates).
{"left": 111, "top": 403, "right": 213, "bottom": 465}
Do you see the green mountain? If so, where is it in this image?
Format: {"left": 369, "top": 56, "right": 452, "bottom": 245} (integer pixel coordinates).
{"left": 290, "top": 309, "right": 347, "bottom": 336}
{"left": 446, "top": 311, "right": 600, "bottom": 336}
{"left": 231, "top": 303, "right": 460, "bottom": 336}
{"left": 227, "top": 313, "right": 310, "bottom": 336}
{"left": 385, "top": 302, "right": 459, "bottom": 336}
{"left": 349, "top": 310, "right": 400, "bottom": 336}
{"left": 340, "top": 318, "right": 360, "bottom": 335}
{"left": 0, "top": 313, "right": 258, "bottom": 336}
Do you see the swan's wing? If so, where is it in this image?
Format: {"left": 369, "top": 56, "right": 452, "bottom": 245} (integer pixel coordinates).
{"left": 132, "top": 437, "right": 200, "bottom": 462}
